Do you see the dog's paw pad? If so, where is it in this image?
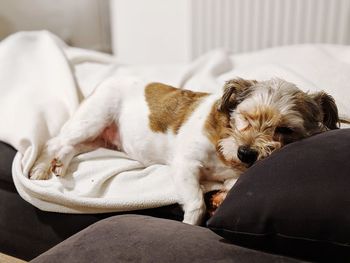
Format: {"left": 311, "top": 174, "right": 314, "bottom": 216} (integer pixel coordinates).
{"left": 50, "top": 158, "right": 63, "bottom": 176}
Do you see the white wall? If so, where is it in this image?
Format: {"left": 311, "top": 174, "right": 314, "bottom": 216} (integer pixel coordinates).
{"left": 111, "top": 0, "right": 350, "bottom": 64}
{"left": 2, "top": 0, "right": 349, "bottom": 63}
{"left": 0, "top": 0, "right": 111, "bottom": 52}
{"left": 110, "top": 0, "right": 191, "bottom": 64}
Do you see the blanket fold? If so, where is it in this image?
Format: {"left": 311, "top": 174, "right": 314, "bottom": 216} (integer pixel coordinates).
{"left": 1, "top": 31, "right": 230, "bottom": 213}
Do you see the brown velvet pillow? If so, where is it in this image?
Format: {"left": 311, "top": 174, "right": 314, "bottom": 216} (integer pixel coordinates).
{"left": 207, "top": 129, "right": 350, "bottom": 262}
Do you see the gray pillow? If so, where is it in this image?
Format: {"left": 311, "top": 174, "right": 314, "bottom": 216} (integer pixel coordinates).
{"left": 31, "top": 215, "right": 302, "bottom": 263}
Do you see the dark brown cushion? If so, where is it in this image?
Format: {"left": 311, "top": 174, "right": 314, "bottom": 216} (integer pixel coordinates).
{"left": 0, "top": 142, "right": 16, "bottom": 188}
{"left": 31, "top": 215, "right": 303, "bottom": 263}
{"left": 207, "top": 129, "right": 350, "bottom": 262}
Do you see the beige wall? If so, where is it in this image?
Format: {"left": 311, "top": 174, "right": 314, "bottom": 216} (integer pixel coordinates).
{"left": 0, "top": 0, "right": 111, "bottom": 52}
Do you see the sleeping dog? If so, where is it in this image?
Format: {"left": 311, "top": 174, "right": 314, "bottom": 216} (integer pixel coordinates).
{"left": 29, "top": 77, "right": 339, "bottom": 225}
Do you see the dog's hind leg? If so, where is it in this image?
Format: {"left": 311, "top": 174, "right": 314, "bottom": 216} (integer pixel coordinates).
{"left": 29, "top": 78, "right": 123, "bottom": 180}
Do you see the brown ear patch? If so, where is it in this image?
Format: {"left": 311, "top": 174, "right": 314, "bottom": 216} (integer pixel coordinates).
{"left": 311, "top": 91, "right": 339, "bottom": 130}
{"left": 145, "top": 83, "right": 209, "bottom": 133}
{"left": 218, "top": 78, "right": 257, "bottom": 113}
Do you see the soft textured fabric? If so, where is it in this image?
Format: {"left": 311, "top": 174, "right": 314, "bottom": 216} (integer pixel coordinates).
{"left": 0, "top": 31, "right": 232, "bottom": 214}
{"left": 1, "top": 31, "right": 350, "bottom": 214}
{"left": 31, "top": 215, "right": 305, "bottom": 263}
{"left": 0, "top": 142, "right": 183, "bottom": 261}
{"left": 207, "top": 129, "right": 350, "bottom": 262}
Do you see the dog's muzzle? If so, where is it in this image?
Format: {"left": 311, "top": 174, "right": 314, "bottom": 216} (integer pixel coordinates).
{"left": 237, "top": 145, "right": 258, "bottom": 166}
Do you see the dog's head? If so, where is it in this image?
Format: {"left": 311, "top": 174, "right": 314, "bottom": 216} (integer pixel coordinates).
{"left": 218, "top": 78, "right": 339, "bottom": 167}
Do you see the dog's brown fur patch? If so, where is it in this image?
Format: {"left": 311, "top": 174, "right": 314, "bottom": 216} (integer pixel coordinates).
{"left": 294, "top": 92, "right": 322, "bottom": 133}
{"left": 218, "top": 78, "right": 257, "bottom": 113}
{"left": 244, "top": 106, "right": 281, "bottom": 133}
{"left": 145, "top": 83, "right": 209, "bottom": 133}
{"left": 205, "top": 101, "right": 231, "bottom": 145}
{"left": 234, "top": 106, "right": 282, "bottom": 159}
{"left": 205, "top": 102, "right": 247, "bottom": 172}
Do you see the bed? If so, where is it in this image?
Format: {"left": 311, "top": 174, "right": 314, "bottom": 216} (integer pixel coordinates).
{"left": 1, "top": 31, "right": 350, "bottom": 262}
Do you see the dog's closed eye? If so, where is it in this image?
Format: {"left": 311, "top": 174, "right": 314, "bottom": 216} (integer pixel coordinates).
{"left": 275, "top": 126, "right": 294, "bottom": 135}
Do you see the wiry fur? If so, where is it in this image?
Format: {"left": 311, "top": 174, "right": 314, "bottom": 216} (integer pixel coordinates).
{"left": 29, "top": 77, "right": 339, "bottom": 225}
{"left": 219, "top": 78, "right": 339, "bottom": 163}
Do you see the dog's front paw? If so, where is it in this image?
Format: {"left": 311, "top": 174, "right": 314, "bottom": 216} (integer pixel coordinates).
{"left": 29, "top": 157, "right": 66, "bottom": 180}
{"left": 29, "top": 162, "right": 51, "bottom": 180}
{"left": 182, "top": 202, "right": 206, "bottom": 225}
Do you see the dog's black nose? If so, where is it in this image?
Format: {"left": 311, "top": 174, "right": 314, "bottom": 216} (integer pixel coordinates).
{"left": 237, "top": 145, "right": 258, "bottom": 165}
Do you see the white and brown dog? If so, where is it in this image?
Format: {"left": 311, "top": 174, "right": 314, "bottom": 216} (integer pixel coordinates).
{"left": 29, "top": 77, "right": 339, "bottom": 225}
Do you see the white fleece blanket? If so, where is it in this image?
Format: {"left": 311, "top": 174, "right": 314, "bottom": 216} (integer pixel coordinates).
{"left": 1, "top": 31, "right": 349, "bottom": 213}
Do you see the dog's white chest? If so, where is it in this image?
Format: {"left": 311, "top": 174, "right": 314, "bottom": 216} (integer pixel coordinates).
{"left": 200, "top": 149, "right": 238, "bottom": 182}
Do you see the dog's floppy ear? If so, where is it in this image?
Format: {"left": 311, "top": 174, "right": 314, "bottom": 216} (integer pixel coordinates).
{"left": 218, "top": 78, "right": 257, "bottom": 113}
{"left": 311, "top": 91, "right": 339, "bottom": 130}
